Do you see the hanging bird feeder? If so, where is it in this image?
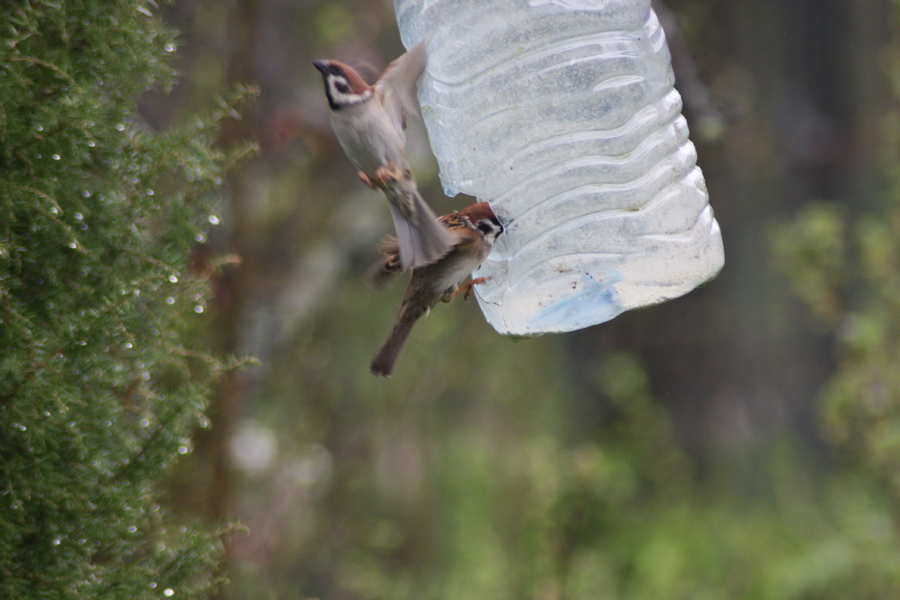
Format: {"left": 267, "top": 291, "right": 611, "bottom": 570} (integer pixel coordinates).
{"left": 394, "top": 0, "right": 724, "bottom": 336}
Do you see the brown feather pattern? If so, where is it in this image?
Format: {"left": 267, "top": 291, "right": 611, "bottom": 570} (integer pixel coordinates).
{"left": 370, "top": 202, "right": 503, "bottom": 377}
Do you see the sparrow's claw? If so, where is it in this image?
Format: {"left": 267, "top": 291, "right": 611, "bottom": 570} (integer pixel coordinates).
{"left": 373, "top": 166, "right": 400, "bottom": 188}
{"left": 454, "top": 276, "right": 490, "bottom": 301}
{"left": 358, "top": 171, "right": 376, "bottom": 189}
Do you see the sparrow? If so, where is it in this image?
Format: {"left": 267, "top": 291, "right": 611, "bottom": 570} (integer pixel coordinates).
{"left": 313, "top": 41, "right": 455, "bottom": 270}
{"left": 370, "top": 202, "right": 503, "bottom": 377}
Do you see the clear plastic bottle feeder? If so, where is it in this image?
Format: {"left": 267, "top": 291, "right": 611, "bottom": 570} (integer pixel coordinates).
{"left": 394, "top": 0, "right": 724, "bottom": 336}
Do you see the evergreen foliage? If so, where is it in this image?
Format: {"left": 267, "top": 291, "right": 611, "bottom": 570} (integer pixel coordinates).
{"left": 0, "top": 2, "right": 248, "bottom": 597}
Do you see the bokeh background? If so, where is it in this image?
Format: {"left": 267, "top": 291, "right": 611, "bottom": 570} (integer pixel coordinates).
{"left": 145, "top": 0, "right": 900, "bottom": 597}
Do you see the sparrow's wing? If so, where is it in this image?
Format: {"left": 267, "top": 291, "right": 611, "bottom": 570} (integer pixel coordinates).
{"left": 377, "top": 236, "right": 402, "bottom": 259}
{"left": 368, "top": 236, "right": 404, "bottom": 289}
{"left": 374, "top": 39, "right": 427, "bottom": 141}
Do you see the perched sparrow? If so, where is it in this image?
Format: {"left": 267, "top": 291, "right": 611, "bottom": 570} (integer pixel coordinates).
{"left": 370, "top": 202, "right": 503, "bottom": 377}
{"left": 313, "top": 42, "right": 455, "bottom": 270}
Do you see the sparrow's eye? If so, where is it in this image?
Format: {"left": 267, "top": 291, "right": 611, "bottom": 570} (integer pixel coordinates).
{"left": 329, "top": 75, "right": 351, "bottom": 95}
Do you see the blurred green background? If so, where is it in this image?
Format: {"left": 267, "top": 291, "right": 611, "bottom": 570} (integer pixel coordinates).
{"left": 145, "top": 0, "right": 900, "bottom": 598}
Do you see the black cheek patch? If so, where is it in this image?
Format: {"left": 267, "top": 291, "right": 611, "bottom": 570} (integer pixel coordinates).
{"left": 477, "top": 220, "right": 499, "bottom": 236}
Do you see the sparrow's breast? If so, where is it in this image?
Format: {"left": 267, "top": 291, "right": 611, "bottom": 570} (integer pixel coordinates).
{"left": 330, "top": 101, "right": 406, "bottom": 177}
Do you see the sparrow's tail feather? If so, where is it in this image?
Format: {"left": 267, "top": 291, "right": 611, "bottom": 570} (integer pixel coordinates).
{"left": 385, "top": 181, "right": 456, "bottom": 270}
{"left": 370, "top": 301, "right": 426, "bottom": 377}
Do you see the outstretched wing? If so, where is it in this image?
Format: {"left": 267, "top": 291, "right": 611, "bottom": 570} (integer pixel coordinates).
{"left": 374, "top": 39, "right": 427, "bottom": 141}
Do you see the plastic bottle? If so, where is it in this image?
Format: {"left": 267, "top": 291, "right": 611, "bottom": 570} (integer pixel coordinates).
{"left": 394, "top": 0, "right": 724, "bottom": 336}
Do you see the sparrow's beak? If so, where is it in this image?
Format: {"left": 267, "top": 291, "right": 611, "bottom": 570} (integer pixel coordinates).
{"left": 312, "top": 60, "right": 329, "bottom": 74}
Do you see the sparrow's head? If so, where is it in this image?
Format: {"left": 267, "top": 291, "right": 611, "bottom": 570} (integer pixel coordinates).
{"left": 312, "top": 59, "right": 372, "bottom": 110}
{"left": 460, "top": 202, "right": 503, "bottom": 246}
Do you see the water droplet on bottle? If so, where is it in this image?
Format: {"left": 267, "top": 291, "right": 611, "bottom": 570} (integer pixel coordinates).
{"left": 50, "top": 207, "right": 58, "bottom": 214}
{"left": 68, "top": 241, "right": 77, "bottom": 249}
{"left": 52, "top": 154, "right": 60, "bottom": 160}
{"left": 140, "top": 418, "right": 150, "bottom": 427}
{"left": 53, "top": 538, "right": 61, "bottom": 545}
{"left": 178, "top": 446, "right": 190, "bottom": 454}
{"left": 82, "top": 190, "right": 92, "bottom": 197}
{"left": 208, "top": 215, "right": 220, "bottom": 225}
{"left": 194, "top": 305, "right": 204, "bottom": 314}
{"left": 165, "top": 297, "right": 175, "bottom": 305}
{"left": 194, "top": 233, "right": 206, "bottom": 243}
{"left": 198, "top": 417, "right": 210, "bottom": 429}
{"left": 168, "top": 274, "right": 178, "bottom": 283}
{"left": 116, "top": 124, "right": 125, "bottom": 131}
{"left": 36, "top": 125, "right": 44, "bottom": 131}
{"left": 75, "top": 213, "right": 83, "bottom": 221}
{"left": 163, "top": 588, "right": 174, "bottom": 597}
{"left": 150, "top": 582, "right": 157, "bottom": 589}
{"left": 165, "top": 43, "right": 175, "bottom": 53}
{"left": 124, "top": 342, "right": 133, "bottom": 349}
{"left": 87, "top": 140, "right": 96, "bottom": 148}
{"left": 128, "top": 525, "right": 137, "bottom": 533}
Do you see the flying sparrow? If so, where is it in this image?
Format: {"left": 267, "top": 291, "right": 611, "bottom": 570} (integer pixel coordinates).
{"left": 313, "top": 41, "right": 455, "bottom": 270}
{"left": 370, "top": 202, "right": 503, "bottom": 377}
